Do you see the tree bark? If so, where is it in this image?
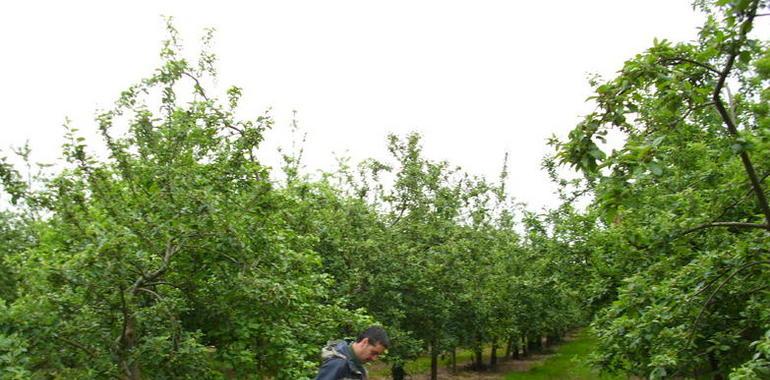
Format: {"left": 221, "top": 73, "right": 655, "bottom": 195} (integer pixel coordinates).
{"left": 512, "top": 337, "right": 520, "bottom": 360}
{"left": 521, "top": 335, "right": 529, "bottom": 357}
{"left": 430, "top": 341, "right": 439, "bottom": 380}
{"left": 489, "top": 340, "right": 498, "bottom": 369}
{"left": 391, "top": 363, "right": 405, "bottom": 380}
{"left": 474, "top": 333, "right": 484, "bottom": 370}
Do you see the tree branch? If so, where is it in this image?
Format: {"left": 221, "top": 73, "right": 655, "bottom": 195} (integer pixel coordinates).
{"left": 131, "top": 241, "right": 181, "bottom": 294}
{"left": 153, "top": 242, "right": 180, "bottom": 278}
{"left": 659, "top": 57, "right": 721, "bottom": 75}
{"left": 135, "top": 287, "right": 163, "bottom": 300}
{"left": 117, "top": 288, "right": 129, "bottom": 341}
{"left": 387, "top": 199, "right": 409, "bottom": 228}
{"left": 710, "top": 171, "right": 770, "bottom": 222}
{"left": 688, "top": 260, "right": 770, "bottom": 343}
{"left": 711, "top": 0, "right": 770, "bottom": 226}
{"left": 54, "top": 335, "right": 97, "bottom": 358}
{"left": 680, "top": 221, "right": 769, "bottom": 236}
{"left": 144, "top": 280, "right": 183, "bottom": 290}
{"left": 182, "top": 70, "right": 245, "bottom": 137}
{"left": 181, "top": 71, "right": 210, "bottom": 102}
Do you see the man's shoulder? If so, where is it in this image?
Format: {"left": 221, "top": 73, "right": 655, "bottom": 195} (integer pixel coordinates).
{"left": 320, "top": 356, "right": 348, "bottom": 368}
{"left": 315, "top": 354, "right": 350, "bottom": 380}
{"left": 321, "top": 340, "right": 352, "bottom": 361}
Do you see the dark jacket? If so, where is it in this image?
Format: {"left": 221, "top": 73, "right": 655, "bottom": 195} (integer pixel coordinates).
{"left": 314, "top": 340, "right": 367, "bottom": 380}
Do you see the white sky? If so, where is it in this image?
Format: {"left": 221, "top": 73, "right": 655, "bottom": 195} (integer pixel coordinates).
{"left": 0, "top": 1, "right": 706, "bottom": 210}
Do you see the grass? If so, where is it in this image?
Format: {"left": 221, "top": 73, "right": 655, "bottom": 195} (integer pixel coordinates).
{"left": 504, "top": 331, "right": 624, "bottom": 380}
{"left": 370, "top": 330, "right": 625, "bottom": 380}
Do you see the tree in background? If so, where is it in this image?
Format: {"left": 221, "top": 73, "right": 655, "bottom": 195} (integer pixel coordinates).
{"left": 0, "top": 16, "right": 599, "bottom": 380}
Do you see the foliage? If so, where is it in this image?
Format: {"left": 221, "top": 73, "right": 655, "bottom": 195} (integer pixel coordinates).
{"left": 551, "top": 0, "right": 770, "bottom": 378}
{"left": 0, "top": 22, "right": 356, "bottom": 379}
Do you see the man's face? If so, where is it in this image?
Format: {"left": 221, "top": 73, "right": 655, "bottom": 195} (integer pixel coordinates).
{"left": 354, "top": 338, "right": 386, "bottom": 363}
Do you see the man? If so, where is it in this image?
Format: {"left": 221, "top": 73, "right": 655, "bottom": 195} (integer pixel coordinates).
{"left": 315, "top": 326, "right": 390, "bottom": 380}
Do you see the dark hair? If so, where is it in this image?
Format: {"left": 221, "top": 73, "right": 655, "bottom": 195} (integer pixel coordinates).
{"left": 356, "top": 326, "right": 390, "bottom": 348}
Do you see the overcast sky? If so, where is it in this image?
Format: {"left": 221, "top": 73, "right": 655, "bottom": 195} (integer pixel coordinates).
{"left": 0, "top": 1, "right": 706, "bottom": 210}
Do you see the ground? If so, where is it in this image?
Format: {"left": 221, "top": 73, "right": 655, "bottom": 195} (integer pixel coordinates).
{"left": 369, "top": 342, "right": 558, "bottom": 380}
{"left": 368, "top": 331, "right": 626, "bottom": 380}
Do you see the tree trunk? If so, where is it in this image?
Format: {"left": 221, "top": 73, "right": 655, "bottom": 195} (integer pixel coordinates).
{"left": 505, "top": 336, "right": 513, "bottom": 358}
{"left": 546, "top": 334, "right": 560, "bottom": 348}
{"left": 391, "top": 363, "right": 406, "bottom": 380}
{"left": 120, "top": 314, "right": 141, "bottom": 380}
{"left": 512, "top": 337, "right": 520, "bottom": 359}
{"left": 451, "top": 348, "right": 457, "bottom": 373}
{"left": 473, "top": 333, "right": 484, "bottom": 370}
{"left": 708, "top": 352, "right": 724, "bottom": 380}
{"left": 528, "top": 334, "right": 542, "bottom": 353}
{"left": 489, "top": 340, "right": 498, "bottom": 369}
{"left": 430, "top": 341, "right": 439, "bottom": 380}
{"left": 521, "top": 335, "right": 529, "bottom": 357}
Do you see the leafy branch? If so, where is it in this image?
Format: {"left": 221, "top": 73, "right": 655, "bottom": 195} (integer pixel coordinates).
{"left": 710, "top": 0, "right": 770, "bottom": 226}
{"left": 688, "top": 260, "right": 770, "bottom": 344}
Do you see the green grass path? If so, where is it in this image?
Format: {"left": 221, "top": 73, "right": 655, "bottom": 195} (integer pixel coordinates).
{"left": 504, "top": 330, "right": 624, "bottom": 380}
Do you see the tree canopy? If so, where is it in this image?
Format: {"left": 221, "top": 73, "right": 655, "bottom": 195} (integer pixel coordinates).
{"left": 1, "top": 1, "right": 769, "bottom": 379}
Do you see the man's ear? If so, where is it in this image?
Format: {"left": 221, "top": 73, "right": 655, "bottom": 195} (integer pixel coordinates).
{"left": 359, "top": 337, "right": 369, "bottom": 346}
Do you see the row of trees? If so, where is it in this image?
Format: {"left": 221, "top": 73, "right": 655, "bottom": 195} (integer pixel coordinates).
{"left": 0, "top": 21, "right": 582, "bottom": 380}
{"left": 2, "top": 1, "right": 768, "bottom": 379}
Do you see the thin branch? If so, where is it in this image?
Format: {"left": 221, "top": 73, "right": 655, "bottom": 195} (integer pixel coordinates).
{"left": 680, "top": 222, "right": 769, "bottom": 236}
{"left": 54, "top": 335, "right": 97, "bottom": 358}
{"left": 135, "top": 287, "right": 163, "bottom": 300}
{"left": 659, "top": 57, "right": 721, "bottom": 75}
{"left": 143, "top": 281, "right": 183, "bottom": 290}
{"left": 182, "top": 70, "right": 246, "bottom": 136}
{"left": 689, "top": 265, "right": 735, "bottom": 300}
{"left": 387, "top": 199, "right": 408, "bottom": 228}
{"left": 710, "top": 171, "right": 770, "bottom": 222}
{"left": 688, "top": 260, "right": 770, "bottom": 343}
{"left": 181, "top": 71, "right": 210, "bottom": 102}
{"left": 747, "top": 283, "right": 770, "bottom": 294}
{"left": 666, "top": 101, "right": 716, "bottom": 130}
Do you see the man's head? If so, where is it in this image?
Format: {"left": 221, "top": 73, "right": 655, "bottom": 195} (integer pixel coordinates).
{"left": 350, "top": 326, "right": 389, "bottom": 363}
